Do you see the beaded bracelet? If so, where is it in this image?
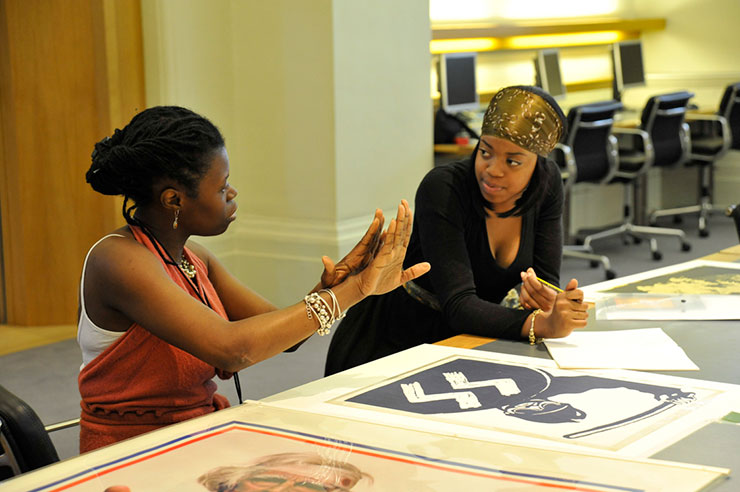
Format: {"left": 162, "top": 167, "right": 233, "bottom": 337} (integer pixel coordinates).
{"left": 529, "top": 308, "right": 543, "bottom": 345}
{"left": 304, "top": 289, "right": 345, "bottom": 336}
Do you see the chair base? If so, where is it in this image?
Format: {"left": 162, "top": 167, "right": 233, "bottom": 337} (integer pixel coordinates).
{"left": 649, "top": 202, "right": 725, "bottom": 238}
{"left": 563, "top": 247, "right": 616, "bottom": 279}
{"left": 580, "top": 222, "right": 691, "bottom": 261}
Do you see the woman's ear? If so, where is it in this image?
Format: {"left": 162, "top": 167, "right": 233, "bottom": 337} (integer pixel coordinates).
{"left": 160, "top": 186, "right": 182, "bottom": 211}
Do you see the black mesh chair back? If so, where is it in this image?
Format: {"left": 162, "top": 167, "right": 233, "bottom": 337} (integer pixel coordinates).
{"left": 640, "top": 91, "right": 694, "bottom": 168}
{"left": 0, "top": 384, "right": 59, "bottom": 480}
{"left": 718, "top": 82, "right": 740, "bottom": 149}
{"left": 566, "top": 100, "right": 623, "bottom": 184}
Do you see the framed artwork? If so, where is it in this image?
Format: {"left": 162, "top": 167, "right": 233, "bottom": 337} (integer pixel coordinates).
{"left": 580, "top": 260, "right": 740, "bottom": 320}
{"left": 583, "top": 259, "right": 740, "bottom": 296}
{"left": 265, "top": 345, "right": 740, "bottom": 457}
{"left": 6, "top": 402, "right": 727, "bottom": 492}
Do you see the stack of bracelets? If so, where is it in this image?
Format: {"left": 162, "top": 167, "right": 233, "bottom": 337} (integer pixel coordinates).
{"left": 304, "top": 289, "right": 346, "bottom": 336}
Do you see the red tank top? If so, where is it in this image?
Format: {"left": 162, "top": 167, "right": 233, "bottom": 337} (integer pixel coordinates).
{"left": 78, "top": 225, "right": 231, "bottom": 452}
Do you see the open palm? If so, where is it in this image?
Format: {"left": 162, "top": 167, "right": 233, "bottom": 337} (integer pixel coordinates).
{"left": 320, "top": 210, "right": 384, "bottom": 289}
{"left": 356, "top": 200, "right": 430, "bottom": 297}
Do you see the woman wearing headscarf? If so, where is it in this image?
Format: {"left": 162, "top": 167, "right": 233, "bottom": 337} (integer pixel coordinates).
{"left": 325, "top": 86, "right": 588, "bottom": 376}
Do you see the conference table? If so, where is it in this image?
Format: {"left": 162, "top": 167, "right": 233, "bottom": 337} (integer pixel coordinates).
{"left": 4, "top": 246, "right": 740, "bottom": 491}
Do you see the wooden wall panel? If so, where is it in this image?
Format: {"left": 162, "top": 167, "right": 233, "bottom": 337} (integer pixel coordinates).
{"left": 0, "top": 0, "right": 144, "bottom": 325}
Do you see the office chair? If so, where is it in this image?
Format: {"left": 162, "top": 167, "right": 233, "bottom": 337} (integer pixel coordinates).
{"left": 647, "top": 85, "right": 736, "bottom": 236}
{"left": 560, "top": 99, "right": 684, "bottom": 263}
{"left": 550, "top": 118, "right": 616, "bottom": 280}
{"left": 718, "top": 85, "right": 740, "bottom": 244}
{"left": 612, "top": 92, "right": 693, "bottom": 259}
{"left": 0, "top": 384, "right": 78, "bottom": 480}
{"left": 719, "top": 82, "right": 740, "bottom": 149}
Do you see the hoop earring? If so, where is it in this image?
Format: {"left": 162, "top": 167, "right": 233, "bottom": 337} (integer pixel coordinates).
{"left": 173, "top": 209, "right": 180, "bottom": 230}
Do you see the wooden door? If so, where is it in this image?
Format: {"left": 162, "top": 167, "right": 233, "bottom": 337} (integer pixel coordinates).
{"left": 0, "top": 0, "right": 145, "bottom": 325}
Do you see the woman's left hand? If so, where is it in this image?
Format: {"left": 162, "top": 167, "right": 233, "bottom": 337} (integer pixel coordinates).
{"left": 519, "top": 267, "right": 557, "bottom": 312}
{"left": 354, "top": 200, "right": 430, "bottom": 297}
{"left": 320, "top": 209, "right": 384, "bottom": 289}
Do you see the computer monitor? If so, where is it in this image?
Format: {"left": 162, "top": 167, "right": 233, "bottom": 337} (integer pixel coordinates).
{"left": 612, "top": 40, "right": 646, "bottom": 101}
{"left": 534, "top": 49, "right": 566, "bottom": 100}
{"left": 438, "top": 52, "right": 479, "bottom": 113}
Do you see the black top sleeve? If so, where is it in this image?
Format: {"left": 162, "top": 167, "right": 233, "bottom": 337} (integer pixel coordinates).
{"left": 412, "top": 159, "right": 563, "bottom": 340}
{"left": 532, "top": 160, "right": 564, "bottom": 287}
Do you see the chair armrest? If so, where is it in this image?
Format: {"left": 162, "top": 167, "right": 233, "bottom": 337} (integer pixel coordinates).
{"left": 611, "top": 126, "right": 649, "bottom": 150}
{"left": 611, "top": 127, "right": 655, "bottom": 177}
{"left": 611, "top": 126, "right": 650, "bottom": 138}
{"left": 685, "top": 113, "right": 724, "bottom": 122}
{"left": 685, "top": 113, "right": 731, "bottom": 160}
{"left": 550, "top": 143, "right": 577, "bottom": 191}
{"left": 45, "top": 418, "right": 80, "bottom": 433}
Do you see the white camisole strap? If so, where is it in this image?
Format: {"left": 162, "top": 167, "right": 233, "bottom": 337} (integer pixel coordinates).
{"left": 77, "top": 234, "right": 126, "bottom": 369}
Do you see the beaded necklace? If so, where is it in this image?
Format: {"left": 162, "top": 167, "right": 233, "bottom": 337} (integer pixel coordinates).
{"left": 135, "top": 223, "right": 209, "bottom": 306}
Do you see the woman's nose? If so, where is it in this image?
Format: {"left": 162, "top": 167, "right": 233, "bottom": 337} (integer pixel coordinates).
{"left": 485, "top": 159, "right": 505, "bottom": 176}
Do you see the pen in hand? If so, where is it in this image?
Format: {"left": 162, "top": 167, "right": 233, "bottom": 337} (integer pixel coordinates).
{"left": 535, "top": 276, "right": 563, "bottom": 293}
{"left": 536, "top": 276, "right": 583, "bottom": 304}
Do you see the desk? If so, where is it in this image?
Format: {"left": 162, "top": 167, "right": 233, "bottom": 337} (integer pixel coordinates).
{"left": 433, "top": 143, "right": 476, "bottom": 168}
{"left": 433, "top": 143, "right": 475, "bottom": 155}
{"left": 611, "top": 109, "right": 642, "bottom": 129}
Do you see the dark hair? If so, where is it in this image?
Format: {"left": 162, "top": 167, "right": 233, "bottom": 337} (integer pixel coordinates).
{"left": 86, "top": 106, "right": 225, "bottom": 224}
{"left": 476, "top": 85, "right": 566, "bottom": 218}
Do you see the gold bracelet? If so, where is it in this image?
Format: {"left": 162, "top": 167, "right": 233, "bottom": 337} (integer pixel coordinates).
{"left": 529, "top": 308, "right": 543, "bottom": 345}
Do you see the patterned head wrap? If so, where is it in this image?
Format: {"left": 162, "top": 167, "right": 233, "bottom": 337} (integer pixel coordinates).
{"left": 481, "top": 86, "right": 565, "bottom": 157}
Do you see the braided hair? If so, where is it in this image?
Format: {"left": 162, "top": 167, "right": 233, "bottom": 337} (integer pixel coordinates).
{"left": 86, "top": 106, "right": 225, "bottom": 224}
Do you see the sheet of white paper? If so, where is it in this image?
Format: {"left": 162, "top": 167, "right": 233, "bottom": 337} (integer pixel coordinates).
{"left": 544, "top": 328, "right": 699, "bottom": 370}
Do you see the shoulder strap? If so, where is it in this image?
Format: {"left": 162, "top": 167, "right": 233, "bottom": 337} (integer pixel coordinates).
{"left": 79, "top": 234, "right": 126, "bottom": 312}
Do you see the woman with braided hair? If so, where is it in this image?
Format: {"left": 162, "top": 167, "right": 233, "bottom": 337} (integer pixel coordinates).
{"left": 78, "top": 106, "right": 429, "bottom": 452}
{"left": 325, "top": 86, "right": 589, "bottom": 376}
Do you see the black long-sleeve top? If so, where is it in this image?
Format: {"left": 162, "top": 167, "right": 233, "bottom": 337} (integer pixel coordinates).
{"left": 325, "top": 156, "right": 563, "bottom": 376}
{"left": 407, "top": 157, "right": 563, "bottom": 337}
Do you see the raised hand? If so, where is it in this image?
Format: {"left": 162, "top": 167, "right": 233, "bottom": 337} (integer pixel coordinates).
{"left": 320, "top": 209, "right": 384, "bottom": 289}
{"left": 537, "top": 278, "right": 588, "bottom": 338}
{"left": 354, "top": 200, "right": 430, "bottom": 297}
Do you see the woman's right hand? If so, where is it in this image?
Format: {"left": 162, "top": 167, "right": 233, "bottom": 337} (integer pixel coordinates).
{"left": 519, "top": 267, "right": 557, "bottom": 312}
{"left": 536, "top": 278, "right": 588, "bottom": 338}
{"left": 320, "top": 209, "right": 384, "bottom": 289}
{"left": 353, "top": 200, "right": 430, "bottom": 297}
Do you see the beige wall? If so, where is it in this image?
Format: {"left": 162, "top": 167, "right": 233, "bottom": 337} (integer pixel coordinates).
{"left": 333, "top": 1, "right": 432, "bottom": 222}
{"left": 141, "top": 0, "right": 432, "bottom": 307}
